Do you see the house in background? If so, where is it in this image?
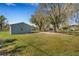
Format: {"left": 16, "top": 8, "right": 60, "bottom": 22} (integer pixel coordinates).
{"left": 9, "top": 22, "right": 32, "bottom": 34}
{"left": 68, "top": 25, "right": 79, "bottom": 31}
{"left": 60, "top": 25, "right": 79, "bottom": 32}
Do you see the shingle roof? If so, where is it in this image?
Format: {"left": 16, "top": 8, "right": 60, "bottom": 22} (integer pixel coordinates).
{"left": 10, "top": 22, "right": 35, "bottom": 28}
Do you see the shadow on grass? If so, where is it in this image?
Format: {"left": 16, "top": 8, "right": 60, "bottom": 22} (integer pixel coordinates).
{"left": 0, "top": 39, "right": 16, "bottom": 44}
{"left": 0, "top": 45, "right": 27, "bottom": 56}
{"left": 7, "top": 45, "right": 27, "bottom": 56}
{"left": 0, "top": 39, "right": 17, "bottom": 49}
{"left": 0, "top": 39, "right": 17, "bottom": 56}
{"left": 1, "top": 39, "right": 17, "bottom": 46}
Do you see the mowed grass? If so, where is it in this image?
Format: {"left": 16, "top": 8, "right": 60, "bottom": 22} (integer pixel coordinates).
{"left": 0, "top": 32, "right": 79, "bottom": 56}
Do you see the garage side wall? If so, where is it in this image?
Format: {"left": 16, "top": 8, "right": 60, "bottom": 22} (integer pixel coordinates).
{"left": 10, "top": 23, "right": 32, "bottom": 34}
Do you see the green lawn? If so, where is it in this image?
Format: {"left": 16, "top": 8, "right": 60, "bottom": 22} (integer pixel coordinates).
{"left": 0, "top": 31, "right": 79, "bottom": 56}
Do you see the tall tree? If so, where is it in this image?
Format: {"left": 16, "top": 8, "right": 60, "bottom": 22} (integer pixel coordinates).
{"left": 30, "top": 5, "right": 50, "bottom": 31}
{"left": 30, "top": 3, "right": 76, "bottom": 32}
{"left": 0, "top": 15, "right": 6, "bottom": 31}
{"left": 40, "top": 3, "right": 76, "bottom": 32}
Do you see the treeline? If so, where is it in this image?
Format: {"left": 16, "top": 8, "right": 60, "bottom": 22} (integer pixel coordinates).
{"left": 0, "top": 15, "right": 9, "bottom": 31}
{"left": 30, "top": 3, "right": 79, "bottom": 32}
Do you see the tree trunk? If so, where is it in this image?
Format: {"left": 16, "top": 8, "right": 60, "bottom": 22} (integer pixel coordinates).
{"left": 53, "top": 24, "right": 57, "bottom": 32}
{"left": 0, "top": 24, "right": 2, "bottom": 31}
{"left": 39, "top": 26, "right": 42, "bottom": 31}
{"left": 56, "top": 24, "right": 60, "bottom": 31}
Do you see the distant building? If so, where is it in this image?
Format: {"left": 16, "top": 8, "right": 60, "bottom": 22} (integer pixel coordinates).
{"left": 61, "top": 25, "right": 79, "bottom": 31}
{"left": 68, "top": 25, "right": 79, "bottom": 31}
{"left": 9, "top": 22, "right": 32, "bottom": 34}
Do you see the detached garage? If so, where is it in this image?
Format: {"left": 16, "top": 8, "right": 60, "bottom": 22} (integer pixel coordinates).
{"left": 9, "top": 22, "right": 32, "bottom": 34}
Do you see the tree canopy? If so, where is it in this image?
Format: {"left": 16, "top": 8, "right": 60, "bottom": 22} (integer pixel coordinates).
{"left": 30, "top": 3, "right": 77, "bottom": 32}
{"left": 0, "top": 15, "right": 7, "bottom": 31}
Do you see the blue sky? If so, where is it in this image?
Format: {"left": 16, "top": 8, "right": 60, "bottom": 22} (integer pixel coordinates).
{"left": 0, "top": 3, "right": 38, "bottom": 24}
{"left": 0, "top": 3, "right": 77, "bottom": 25}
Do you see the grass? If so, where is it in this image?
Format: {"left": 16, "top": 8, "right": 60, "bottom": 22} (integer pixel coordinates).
{"left": 0, "top": 31, "right": 79, "bottom": 56}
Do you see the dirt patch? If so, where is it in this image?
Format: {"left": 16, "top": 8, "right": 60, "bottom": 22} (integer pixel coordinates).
{"left": 39, "top": 32, "right": 63, "bottom": 35}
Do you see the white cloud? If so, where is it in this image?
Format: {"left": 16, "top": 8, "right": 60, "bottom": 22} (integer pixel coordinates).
{"left": 5, "top": 3, "right": 16, "bottom": 6}
{"left": 30, "top": 3, "right": 39, "bottom": 6}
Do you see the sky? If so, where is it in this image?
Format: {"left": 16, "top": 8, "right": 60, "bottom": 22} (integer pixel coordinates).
{"left": 0, "top": 3, "right": 77, "bottom": 25}
{"left": 0, "top": 3, "right": 39, "bottom": 25}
